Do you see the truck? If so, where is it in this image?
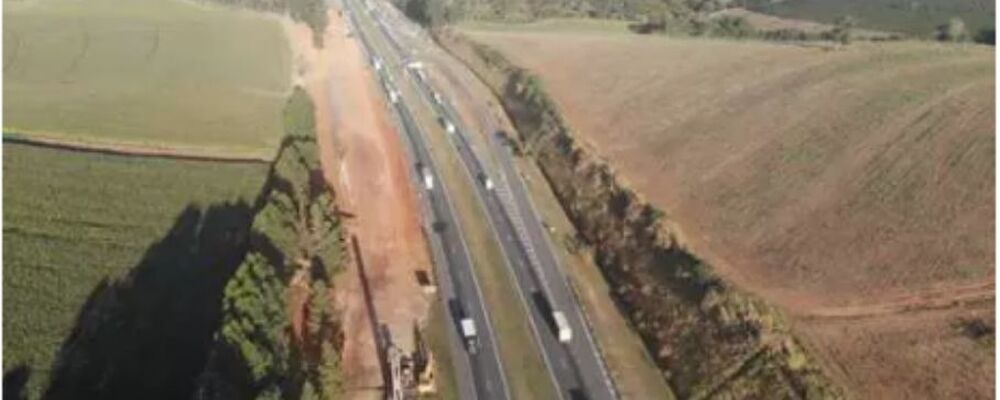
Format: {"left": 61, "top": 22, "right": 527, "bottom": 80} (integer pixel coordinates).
{"left": 553, "top": 311, "right": 572, "bottom": 343}
{"left": 444, "top": 120, "right": 456, "bottom": 135}
{"left": 422, "top": 167, "right": 434, "bottom": 190}
{"left": 461, "top": 318, "right": 478, "bottom": 353}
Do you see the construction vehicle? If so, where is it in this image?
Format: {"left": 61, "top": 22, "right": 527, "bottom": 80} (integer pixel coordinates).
{"left": 553, "top": 311, "right": 572, "bottom": 343}
{"left": 461, "top": 318, "right": 478, "bottom": 354}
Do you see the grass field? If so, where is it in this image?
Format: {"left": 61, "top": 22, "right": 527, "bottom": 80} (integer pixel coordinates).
{"left": 462, "top": 26, "right": 994, "bottom": 399}
{"left": 2, "top": 143, "right": 267, "bottom": 399}
{"left": 746, "top": 0, "right": 994, "bottom": 37}
{"left": 3, "top": 0, "right": 291, "bottom": 158}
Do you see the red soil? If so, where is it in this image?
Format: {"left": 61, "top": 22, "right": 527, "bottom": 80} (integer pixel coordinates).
{"left": 287, "top": 10, "right": 433, "bottom": 398}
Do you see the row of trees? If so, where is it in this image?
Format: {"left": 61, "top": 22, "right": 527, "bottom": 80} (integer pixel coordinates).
{"left": 197, "top": 88, "right": 346, "bottom": 400}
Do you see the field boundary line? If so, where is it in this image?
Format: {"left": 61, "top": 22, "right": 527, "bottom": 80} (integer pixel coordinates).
{"left": 3, "top": 133, "right": 272, "bottom": 164}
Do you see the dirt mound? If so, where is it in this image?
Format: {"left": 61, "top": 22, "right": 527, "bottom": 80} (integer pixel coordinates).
{"left": 457, "top": 28, "right": 994, "bottom": 399}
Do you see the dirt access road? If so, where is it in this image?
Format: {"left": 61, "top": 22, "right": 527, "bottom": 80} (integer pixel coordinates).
{"left": 286, "top": 9, "right": 433, "bottom": 398}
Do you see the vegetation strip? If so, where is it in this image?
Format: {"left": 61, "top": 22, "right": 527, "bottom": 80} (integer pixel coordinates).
{"left": 197, "top": 87, "right": 346, "bottom": 399}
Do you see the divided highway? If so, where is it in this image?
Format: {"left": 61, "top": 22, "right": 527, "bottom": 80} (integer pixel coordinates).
{"left": 342, "top": 2, "right": 510, "bottom": 399}
{"left": 347, "top": 1, "right": 617, "bottom": 399}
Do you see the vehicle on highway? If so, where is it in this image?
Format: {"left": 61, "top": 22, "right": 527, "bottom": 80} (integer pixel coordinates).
{"left": 422, "top": 166, "right": 434, "bottom": 190}
{"left": 477, "top": 172, "right": 495, "bottom": 190}
{"left": 461, "top": 318, "right": 479, "bottom": 354}
{"left": 553, "top": 311, "right": 572, "bottom": 343}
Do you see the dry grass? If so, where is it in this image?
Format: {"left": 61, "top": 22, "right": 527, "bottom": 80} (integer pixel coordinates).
{"left": 462, "top": 27, "right": 994, "bottom": 399}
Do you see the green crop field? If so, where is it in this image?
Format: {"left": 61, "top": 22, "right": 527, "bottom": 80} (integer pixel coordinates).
{"left": 746, "top": 0, "right": 994, "bottom": 37}
{"left": 3, "top": 0, "right": 292, "bottom": 158}
{"left": 2, "top": 143, "right": 267, "bottom": 399}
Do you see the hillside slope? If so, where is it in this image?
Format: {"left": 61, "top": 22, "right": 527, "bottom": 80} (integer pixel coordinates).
{"left": 460, "top": 27, "right": 994, "bottom": 399}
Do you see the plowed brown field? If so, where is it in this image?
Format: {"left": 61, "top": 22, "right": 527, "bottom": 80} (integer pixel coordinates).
{"left": 465, "top": 28, "right": 994, "bottom": 399}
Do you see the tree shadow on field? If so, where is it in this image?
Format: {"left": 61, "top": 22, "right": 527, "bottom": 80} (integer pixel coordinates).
{"left": 41, "top": 201, "right": 255, "bottom": 400}
{"left": 4, "top": 365, "right": 31, "bottom": 400}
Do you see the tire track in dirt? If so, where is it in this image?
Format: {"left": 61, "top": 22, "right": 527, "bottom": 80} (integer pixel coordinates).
{"left": 800, "top": 280, "right": 994, "bottom": 320}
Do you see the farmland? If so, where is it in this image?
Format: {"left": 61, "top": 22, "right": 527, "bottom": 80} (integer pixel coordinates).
{"left": 457, "top": 25, "right": 994, "bottom": 399}
{"left": 2, "top": 143, "right": 268, "bottom": 399}
{"left": 746, "top": 0, "right": 994, "bottom": 37}
{"left": 3, "top": 0, "right": 291, "bottom": 159}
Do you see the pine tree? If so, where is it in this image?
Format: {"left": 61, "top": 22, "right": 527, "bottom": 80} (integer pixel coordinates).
{"left": 220, "top": 252, "right": 290, "bottom": 385}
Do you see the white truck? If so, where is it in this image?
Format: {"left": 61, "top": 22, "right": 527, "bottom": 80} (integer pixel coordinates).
{"left": 461, "top": 318, "right": 478, "bottom": 353}
{"left": 422, "top": 166, "right": 434, "bottom": 190}
{"left": 444, "top": 120, "right": 456, "bottom": 135}
{"left": 484, "top": 177, "right": 494, "bottom": 190}
{"left": 553, "top": 311, "right": 572, "bottom": 343}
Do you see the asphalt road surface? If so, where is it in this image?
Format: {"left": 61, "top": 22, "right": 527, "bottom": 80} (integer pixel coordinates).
{"left": 342, "top": 2, "right": 511, "bottom": 399}
{"left": 363, "top": 3, "right": 618, "bottom": 400}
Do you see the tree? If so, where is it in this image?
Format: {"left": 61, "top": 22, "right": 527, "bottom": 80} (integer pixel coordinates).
{"left": 300, "top": 380, "right": 319, "bottom": 400}
{"left": 318, "top": 341, "right": 344, "bottom": 399}
{"left": 829, "top": 15, "right": 856, "bottom": 45}
{"left": 975, "top": 28, "right": 995, "bottom": 45}
{"left": 403, "top": 0, "right": 446, "bottom": 27}
{"left": 937, "top": 17, "right": 970, "bottom": 42}
{"left": 713, "top": 16, "right": 753, "bottom": 38}
{"left": 283, "top": 87, "right": 317, "bottom": 139}
{"left": 306, "top": 280, "right": 330, "bottom": 341}
{"left": 289, "top": 0, "right": 328, "bottom": 47}
{"left": 220, "top": 253, "right": 290, "bottom": 386}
